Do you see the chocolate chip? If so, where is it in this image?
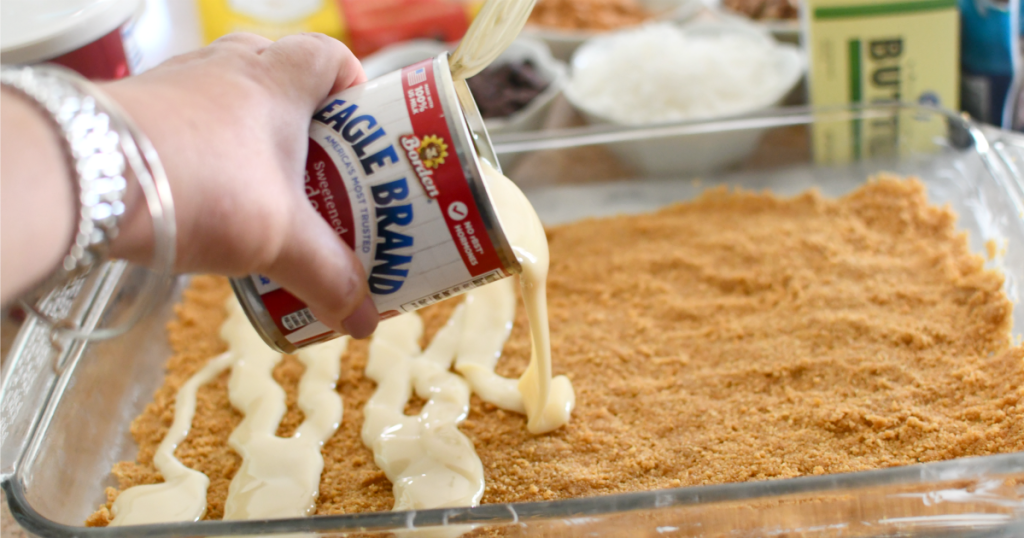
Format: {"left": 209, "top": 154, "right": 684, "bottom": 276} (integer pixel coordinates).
{"left": 468, "top": 61, "right": 551, "bottom": 119}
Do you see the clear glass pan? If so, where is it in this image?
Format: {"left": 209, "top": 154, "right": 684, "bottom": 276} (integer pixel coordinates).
{"left": 3, "top": 103, "right": 1023, "bottom": 537}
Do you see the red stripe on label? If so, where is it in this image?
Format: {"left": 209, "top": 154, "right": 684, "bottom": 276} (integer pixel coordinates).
{"left": 305, "top": 138, "right": 356, "bottom": 249}
{"left": 260, "top": 288, "right": 316, "bottom": 337}
{"left": 255, "top": 137, "right": 361, "bottom": 340}
{"left": 400, "top": 60, "right": 503, "bottom": 278}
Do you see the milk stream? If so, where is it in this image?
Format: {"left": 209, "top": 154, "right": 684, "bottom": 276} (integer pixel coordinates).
{"left": 449, "top": 0, "right": 537, "bottom": 80}
{"left": 479, "top": 160, "right": 575, "bottom": 434}
{"left": 449, "top": 0, "right": 577, "bottom": 435}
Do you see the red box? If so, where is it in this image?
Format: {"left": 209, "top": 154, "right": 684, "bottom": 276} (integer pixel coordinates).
{"left": 339, "top": 0, "right": 469, "bottom": 57}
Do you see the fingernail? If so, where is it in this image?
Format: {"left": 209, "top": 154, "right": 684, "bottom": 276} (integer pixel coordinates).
{"left": 341, "top": 296, "right": 378, "bottom": 339}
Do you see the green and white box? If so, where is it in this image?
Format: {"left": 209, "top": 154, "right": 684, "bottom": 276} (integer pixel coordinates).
{"left": 804, "top": 0, "right": 959, "bottom": 163}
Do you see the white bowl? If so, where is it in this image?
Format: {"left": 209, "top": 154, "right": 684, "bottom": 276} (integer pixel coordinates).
{"left": 564, "top": 19, "right": 804, "bottom": 176}
{"left": 521, "top": 0, "right": 705, "bottom": 61}
{"left": 360, "top": 37, "right": 567, "bottom": 168}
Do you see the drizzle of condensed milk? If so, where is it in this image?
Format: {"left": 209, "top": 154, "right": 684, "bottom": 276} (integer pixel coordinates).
{"left": 108, "top": 351, "right": 236, "bottom": 526}
{"left": 362, "top": 305, "right": 486, "bottom": 510}
{"left": 112, "top": 160, "right": 572, "bottom": 518}
{"left": 110, "top": 299, "right": 348, "bottom": 524}
{"left": 221, "top": 300, "right": 347, "bottom": 520}
{"left": 111, "top": 135, "right": 569, "bottom": 527}
{"left": 453, "top": 278, "right": 524, "bottom": 412}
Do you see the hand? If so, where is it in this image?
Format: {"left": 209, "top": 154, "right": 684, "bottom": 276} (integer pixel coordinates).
{"left": 104, "top": 33, "right": 378, "bottom": 338}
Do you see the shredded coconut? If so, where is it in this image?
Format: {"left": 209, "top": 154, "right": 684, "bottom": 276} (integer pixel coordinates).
{"left": 567, "top": 23, "right": 797, "bottom": 124}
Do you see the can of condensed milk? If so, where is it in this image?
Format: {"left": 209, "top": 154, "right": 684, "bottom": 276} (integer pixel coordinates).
{"left": 0, "top": 0, "right": 142, "bottom": 80}
{"left": 232, "top": 52, "right": 521, "bottom": 353}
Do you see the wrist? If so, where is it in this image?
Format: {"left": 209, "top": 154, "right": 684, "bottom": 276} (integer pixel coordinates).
{"left": 100, "top": 82, "right": 155, "bottom": 266}
{"left": 1, "top": 66, "right": 176, "bottom": 313}
{"left": 0, "top": 88, "right": 76, "bottom": 301}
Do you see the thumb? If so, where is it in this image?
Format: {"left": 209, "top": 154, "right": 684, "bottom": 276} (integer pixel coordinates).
{"left": 262, "top": 194, "right": 379, "bottom": 339}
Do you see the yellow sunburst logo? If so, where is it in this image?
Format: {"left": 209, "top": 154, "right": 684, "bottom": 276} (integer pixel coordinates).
{"left": 418, "top": 135, "right": 449, "bottom": 169}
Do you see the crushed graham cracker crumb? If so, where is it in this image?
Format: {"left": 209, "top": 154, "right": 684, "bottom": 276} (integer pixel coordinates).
{"left": 86, "top": 175, "right": 1024, "bottom": 525}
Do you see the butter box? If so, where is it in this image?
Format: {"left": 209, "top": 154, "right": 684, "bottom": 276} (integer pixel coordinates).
{"left": 803, "top": 0, "right": 960, "bottom": 163}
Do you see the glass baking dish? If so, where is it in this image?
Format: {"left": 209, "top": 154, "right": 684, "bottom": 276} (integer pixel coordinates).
{"left": 2, "top": 104, "right": 1023, "bottom": 537}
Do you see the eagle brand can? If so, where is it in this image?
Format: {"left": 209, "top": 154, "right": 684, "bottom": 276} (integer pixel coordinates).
{"left": 232, "top": 53, "right": 520, "bottom": 353}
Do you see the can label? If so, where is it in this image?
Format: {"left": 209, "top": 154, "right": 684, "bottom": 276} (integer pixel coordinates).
{"left": 51, "top": 23, "right": 135, "bottom": 80}
{"left": 246, "top": 58, "right": 511, "bottom": 347}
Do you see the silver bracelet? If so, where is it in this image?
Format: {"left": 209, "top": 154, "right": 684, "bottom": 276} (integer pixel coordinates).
{"left": 2, "top": 64, "right": 176, "bottom": 341}
{"left": 2, "top": 65, "right": 126, "bottom": 275}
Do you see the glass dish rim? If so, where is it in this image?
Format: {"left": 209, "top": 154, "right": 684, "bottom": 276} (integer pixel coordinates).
{"left": 491, "top": 102, "right": 993, "bottom": 155}
{"left": 6, "top": 453, "right": 1024, "bottom": 537}
{"left": 4, "top": 102, "right": 1024, "bottom": 537}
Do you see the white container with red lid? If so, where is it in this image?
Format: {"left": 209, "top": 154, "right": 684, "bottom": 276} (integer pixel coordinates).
{"left": 1, "top": 0, "right": 142, "bottom": 79}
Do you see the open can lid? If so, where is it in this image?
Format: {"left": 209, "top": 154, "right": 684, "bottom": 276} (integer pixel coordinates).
{"left": 1, "top": 0, "right": 141, "bottom": 64}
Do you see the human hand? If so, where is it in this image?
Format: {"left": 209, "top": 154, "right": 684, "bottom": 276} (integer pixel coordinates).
{"left": 103, "top": 33, "right": 378, "bottom": 338}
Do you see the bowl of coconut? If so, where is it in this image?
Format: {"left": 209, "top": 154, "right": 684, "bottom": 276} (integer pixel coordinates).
{"left": 565, "top": 18, "right": 804, "bottom": 176}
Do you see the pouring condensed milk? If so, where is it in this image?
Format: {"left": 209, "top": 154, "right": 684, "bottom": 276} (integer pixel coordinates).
{"left": 231, "top": 0, "right": 542, "bottom": 354}
{"left": 227, "top": 0, "right": 573, "bottom": 435}
{"left": 103, "top": 0, "right": 575, "bottom": 524}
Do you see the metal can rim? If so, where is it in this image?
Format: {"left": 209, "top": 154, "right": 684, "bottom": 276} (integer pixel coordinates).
{"left": 230, "top": 278, "right": 300, "bottom": 354}
{"left": 432, "top": 52, "right": 523, "bottom": 278}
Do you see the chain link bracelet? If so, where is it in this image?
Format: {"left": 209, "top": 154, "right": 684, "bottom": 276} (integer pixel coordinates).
{"left": 1, "top": 64, "right": 176, "bottom": 341}
{"left": 2, "top": 65, "right": 128, "bottom": 276}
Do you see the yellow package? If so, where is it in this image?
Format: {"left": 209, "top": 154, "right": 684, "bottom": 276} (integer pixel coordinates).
{"left": 196, "top": 0, "right": 347, "bottom": 44}
{"left": 804, "top": 0, "right": 959, "bottom": 164}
